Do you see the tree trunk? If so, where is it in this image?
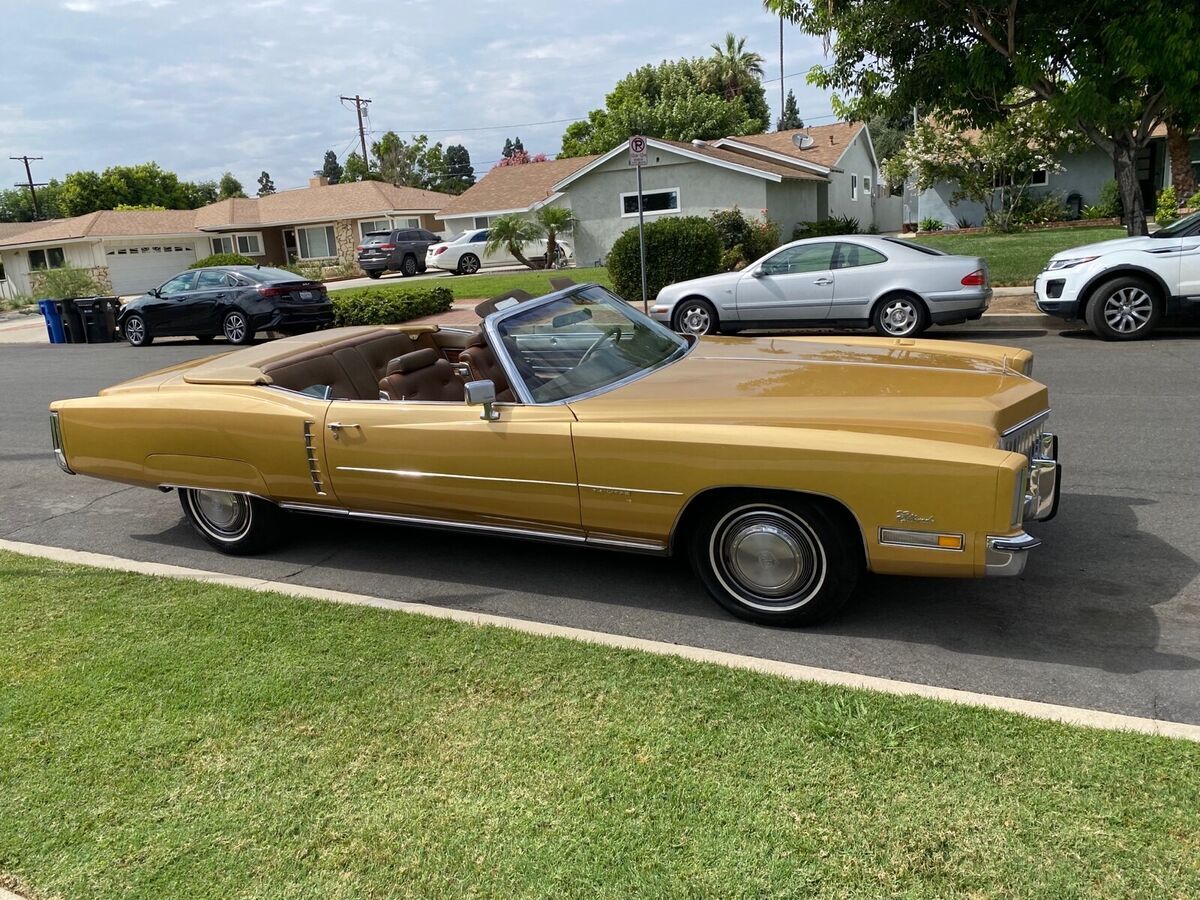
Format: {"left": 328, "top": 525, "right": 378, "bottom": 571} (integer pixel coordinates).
{"left": 1167, "top": 123, "right": 1198, "bottom": 202}
{"left": 1112, "top": 138, "right": 1148, "bottom": 236}
{"left": 510, "top": 245, "right": 535, "bottom": 269}
{"left": 545, "top": 231, "right": 558, "bottom": 269}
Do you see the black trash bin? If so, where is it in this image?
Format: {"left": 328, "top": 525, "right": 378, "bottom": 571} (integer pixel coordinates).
{"left": 58, "top": 299, "right": 86, "bottom": 343}
{"left": 73, "top": 297, "right": 119, "bottom": 343}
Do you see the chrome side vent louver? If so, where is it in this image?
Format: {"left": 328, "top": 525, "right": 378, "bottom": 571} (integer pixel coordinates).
{"left": 303, "top": 421, "right": 326, "bottom": 496}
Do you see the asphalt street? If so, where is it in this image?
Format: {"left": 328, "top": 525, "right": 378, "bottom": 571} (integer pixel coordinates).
{"left": 2, "top": 327, "right": 1198, "bottom": 723}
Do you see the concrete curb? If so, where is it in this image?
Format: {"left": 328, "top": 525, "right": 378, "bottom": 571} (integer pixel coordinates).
{"left": 3, "top": 538, "right": 1198, "bottom": 744}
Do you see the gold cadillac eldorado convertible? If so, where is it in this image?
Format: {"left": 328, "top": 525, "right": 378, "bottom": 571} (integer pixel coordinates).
{"left": 49, "top": 282, "right": 1060, "bottom": 626}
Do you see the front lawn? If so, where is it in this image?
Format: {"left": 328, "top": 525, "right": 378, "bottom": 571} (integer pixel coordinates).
{"left": 2, "top": 550, "right": 1198, "bottom": 898}
{"left": 331, "top": 266, "right": 612, "bottom": 301}
{"left": 910, "top": 226, "right": 1126, "bottom": 286}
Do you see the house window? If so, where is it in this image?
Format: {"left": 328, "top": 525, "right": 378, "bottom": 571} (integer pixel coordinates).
{"left": 211, "top": 233, "right": 263, "bottom": 255}
{"left": 473, "top": 216, "right": 491, "bottom": 229}
{"left": 359, "top": 218, "right": 390, "bottom": 238}
{"left": 0, "top": 261, "right": 6, "bottom": 282}
{"left": 620, "top": 187, "right": 681, "bottom": 217}
{"left": 210, "top": 236, "right": 234, "bottom": 255}
{"left": 236, "top": 234, "right": 262, "bottom": 255}
{"left": 862, "top": 175, "right": 872, "bottom": 197}
{"left": 401, "top": 217, "right": 420, "bottom": 229}
{"left": 850, "top": 174, "right": 859, "bottom": 201}
{"left": 29, "top": 247, "right": 66, "bottom": 270}
{"left": 1029, "top": 169, "right": 1048, "bottom": 186}
{"left": 297, "top": 224, "right": 338, "bottom": 259}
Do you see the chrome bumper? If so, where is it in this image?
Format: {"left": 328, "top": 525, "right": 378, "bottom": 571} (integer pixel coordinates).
{"left": 985, "top": 532, "right": 1042, "bottom": 576}
{"left": 1024, "top": 432, "right": 1060, "bottom": 522}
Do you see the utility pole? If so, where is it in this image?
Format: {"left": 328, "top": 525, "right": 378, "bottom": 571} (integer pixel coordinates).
{"left": 779, "top": 17, "right": 785, "bottom": 127}
{"left": 10, "top": 155, "right": 46, "bottom": 219}
{"left": 340, "top": 94, "right": 372, "bottom": 164}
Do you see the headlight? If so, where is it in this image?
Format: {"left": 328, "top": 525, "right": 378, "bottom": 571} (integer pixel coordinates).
{"left": 1045, "top": 255, "right": 1098, "bottom": 271}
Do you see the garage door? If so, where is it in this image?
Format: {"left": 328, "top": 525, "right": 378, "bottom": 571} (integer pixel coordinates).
{"left": 105, "top": 242, "right": 198, "bottom": 296}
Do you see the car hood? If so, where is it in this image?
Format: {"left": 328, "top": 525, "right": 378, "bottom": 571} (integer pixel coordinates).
{"left": 1047, "top": 236, "right": 1155, "bottom": 260}
{"left": 568, "top": 335, "right": 1047, "bottom": 448}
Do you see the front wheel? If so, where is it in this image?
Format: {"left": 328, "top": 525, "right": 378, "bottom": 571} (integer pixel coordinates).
{"left": 195, "top": 334, "right": 215, "bottom": 344}
{"left": 872, "top": 295, "right": 929, "bottom": 337}
{"left": 1085, "top": 276, "right": 1161, "bottom": 340}
{"left": 123, "top": 314, "right": 152, "bottom": 347}
{"left": 222, "top": 310, "right": 254, "bottom": 345}
{"left": 672, "top": 298, "right": 718, "bottom": 336}
{"left": 457, "top": 254, "right": 480, "bottom": 275}
{"left": 178, "top": 489, "right": 285, "bottom": 555}
{"left": 689, "top": 497, "right": 860, "bottom": 626}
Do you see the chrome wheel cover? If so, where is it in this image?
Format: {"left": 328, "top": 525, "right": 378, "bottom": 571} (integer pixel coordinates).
{"left": 186, "top": 490, "right": 252, "bottom": 542}
{"left": 880, "top": 299, "right": 919, "bottom": 336}
{"left": 125, "top": 317, "right": 145, "bottom": 345}
{"left": 678, "top": 304, "right": 712, "bottom": 335}
{"left": 224, "top": 312, "right": 247, "bottom": 343}
{"left": 709, "top": 505, "right": 826, "bottom": 612}
{"left": 1103, "top": 287, "right": 1152, "bottom": 334}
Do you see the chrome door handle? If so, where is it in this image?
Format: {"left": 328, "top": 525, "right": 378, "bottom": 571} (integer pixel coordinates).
{"left": 813, "top": 277, "right": 833, "bottom": 285}
{"left": 327, "top": 422, "right": 360, "bottom": 438}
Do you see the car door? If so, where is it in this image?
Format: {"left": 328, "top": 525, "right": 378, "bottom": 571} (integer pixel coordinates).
{"left": 1177, "top": 221, "right": 1200, "bottom": 299}
{"left": 321, "top": 399, "right": 581, "bottom": 536}
{"left": 469, "top": 228, "right": 508, "bottom": 267}
{"left": 146, "top": 271, "right": 197, "bottom": 334}
{"left": 828, "top": 241, "right": 890, "bottom": 321}
{"left": 734, "top": 242, "right": 837, "bottom": 323}
{"left": 189, "top": 269, "right": 233, "bottom": 332}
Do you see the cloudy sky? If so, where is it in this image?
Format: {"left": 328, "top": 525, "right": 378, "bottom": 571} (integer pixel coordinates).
{"left": 0, "top": 0, "right": 836, "bottom": 193}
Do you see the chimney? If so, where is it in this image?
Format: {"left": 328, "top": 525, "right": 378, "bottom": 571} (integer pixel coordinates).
{"left": 829, "top": 135, "right": 835, "bottom": 145}
{"left": 309, "top": 175, "right": 330, "bottom": 188}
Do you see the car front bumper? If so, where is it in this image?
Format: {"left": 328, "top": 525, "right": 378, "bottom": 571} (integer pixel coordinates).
{"left": 986, "top": 431, "right": 1060, "bottom": 577}
{"left": 1034, "top": 271, "right": 1084, "bottom": 319}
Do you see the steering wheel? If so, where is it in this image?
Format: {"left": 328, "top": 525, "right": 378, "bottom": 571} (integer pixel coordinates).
{"left": 578, "top": 326, "right": 622, "bottom": 366}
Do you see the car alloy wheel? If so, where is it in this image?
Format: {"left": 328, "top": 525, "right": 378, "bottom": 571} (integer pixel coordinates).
{"left": 401, "top": 256, "right": 418, "bottom": 277}
{"left": 674, "top": 299, "right": 716, "bottom": 336}
{"left": 459, "top": 254, "right": 480, "bottom": 275}
{"left": 223, "top": 311, "right": 251, "bottom": 345}
{"left": 178, "top": 488, "right": 285, "bottom": 555}
{"left": 877, "top": 297, "right": 922, "bottom": 336}
{"left": 1102, "top": 287, "right": 1153, "bottom": 335}
{"left": 123, "top": 314, "right": 150, "bottom": 347}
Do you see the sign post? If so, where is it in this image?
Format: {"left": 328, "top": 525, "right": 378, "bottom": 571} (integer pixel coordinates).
{"left": 629, "top": 135, "right": 649, "bottom": 314}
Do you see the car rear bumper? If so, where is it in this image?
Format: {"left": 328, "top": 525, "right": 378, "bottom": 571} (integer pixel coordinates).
{"left": 927, "top": 287, "right": 991, "bottom": 324}
{"left": 255, "top": 306, "right": 334, "bottom": 332}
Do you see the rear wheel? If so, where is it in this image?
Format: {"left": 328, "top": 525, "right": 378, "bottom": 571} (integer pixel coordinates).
{"left": 366, "top": 270, "right": 383, "bottom": 280}
{"left": 222, "top": 310, "right": 254, "bottom": 345}
{"left": 672, "top": 298, "right": 718, "bottom": 336}
{"left": 458, "top": 254, "right": 480, "bottom": 275}
{"left": 123, "top": 314, "right": 152, "bottom": 347}
{"left": 178, "top": 489, "right": 285, "bottom": 555}
{"left": 400, "top": 255, "right": 418, "bottom": 277}
{"left": 872, "top": 294, "right": 929, "bottom": 337}
{"left": 1085, "top": 276, "right": 1161, "bottom": 340}
{"left": 688, "top": 496, "right": 860, "bottom": 626}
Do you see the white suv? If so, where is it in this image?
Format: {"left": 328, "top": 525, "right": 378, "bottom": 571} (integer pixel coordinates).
{"left": 1035, "top": 211, "right": 1200, "bottom": 340}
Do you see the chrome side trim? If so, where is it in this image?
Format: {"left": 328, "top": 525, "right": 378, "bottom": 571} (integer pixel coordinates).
{"left": 303, "top": 421, "right": 326, "bottom": 496}
{"left": 692, "top": 356, "right": 1012, "bottom": 377}
{"left": 49, "top": 411, "right": 74, "bottom": 475}
{"left": 580, "top": 483, "right": 684, "bottom": 497}
{"left": 984, "top": 531, "right": 1042, "bottom": 577}
{"left": 1001, "top": 409, "right": 1052, "bottom": 439}
{"left": 334, "top": 467, "right": 578, "bottom": 489}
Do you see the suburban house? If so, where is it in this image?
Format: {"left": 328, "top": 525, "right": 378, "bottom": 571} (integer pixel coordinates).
{"left": 906, "top": 123, "right": 1200, "bottom": 230}
{"left": 0, "top": 177, "right": 452, "bottom": 297}
{"left": 437, "top": 123, "right": 887, "bottom": 265}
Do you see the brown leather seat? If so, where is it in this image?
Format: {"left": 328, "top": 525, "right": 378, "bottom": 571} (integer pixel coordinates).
{"left": 459, "top": 331, "right": 515, "bottom": 402}
{"left": 379, "top": 348, "right": 464, "bottom": 402}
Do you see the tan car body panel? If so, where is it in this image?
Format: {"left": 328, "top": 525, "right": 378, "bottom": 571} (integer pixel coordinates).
{"left": 51, "top": 325, "right": 1040, "bottom": 577}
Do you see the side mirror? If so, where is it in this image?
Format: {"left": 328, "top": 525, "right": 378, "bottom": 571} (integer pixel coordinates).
{"left": 149, "top": 288, "right": 161, "bottom": 297}
{"left": 464, "top": 379, "right": 500, "bottom": 421}
{"left": 750, "top": 267, "right": 767, "bottom": 279}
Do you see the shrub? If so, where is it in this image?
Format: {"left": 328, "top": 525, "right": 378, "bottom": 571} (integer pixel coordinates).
{"left": 31, "top": 264, "right": 103, "bottom": 300}
{"left": 710, "top": 209, "right": 782, "bottom": 270}
{"left": 606, "top": 216, "right": 721, "bottom": 302}
{"left": 719, "top": 245, "right": 748, "bottom": 272}
{"left": 918, "top": 217, "right": 944, "bottom": 232}
{"left": 793, "top": 215, "right": 859, "bottom": 239}
{"left": 744, "top": 220, "right": 782, "bottom": 262}
{"left": 330, "top": 285, "right": 453, "bottom": 327}
{"left": 1, "top": 293, "right": 35, "bottom": 311}
{"left": 1012, "top": 192, "right": 1070, "bottom": 227}
{"left": 1095, "top": 180, "right": 1122, "bottom": 219}
{"left": 190, "top": 252, "right": 255, "bottom": 269}
{"left": 709, "top": 207, "right": 755, "bottom": 252}
{"left": 1155, "top": 185, "right": 1179, "bottom": 226}
{"left": 1187, "top": 190, "right": 1200, "bottom": 209}
{"left": 1081, "top": 204, "right": 1108, "bottom": 220}
{"left": 283, "top": 260, "right": 325, "bottom": 280}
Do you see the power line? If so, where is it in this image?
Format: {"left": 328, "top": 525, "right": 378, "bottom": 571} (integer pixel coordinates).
{"left": 10, "top": 155, "right": 46, "bottom": 219}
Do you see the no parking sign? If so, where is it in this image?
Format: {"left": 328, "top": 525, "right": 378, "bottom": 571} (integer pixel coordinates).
{"left": 629, "top": 135, "right": 648, "bottom": 167}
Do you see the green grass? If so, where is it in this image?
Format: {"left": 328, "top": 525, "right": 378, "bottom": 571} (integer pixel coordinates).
{"left": 331, "top": 267, "right": 612, "bottom": 301}
{"left": 911, "top": 226, "right": 1126, "bottom": 286}
{"left": 2, "top": 550, "right": 1198, "bottom": 899}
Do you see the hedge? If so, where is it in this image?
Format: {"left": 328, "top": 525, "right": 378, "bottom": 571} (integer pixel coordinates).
{"left": 606, "top": 216, "right": 722, "bottom": 302}
{"left": 330, "top": 284, "right": 454, "bottom": 327}
{"left": 189, "top": 252, "right": 256, "bottom": 269}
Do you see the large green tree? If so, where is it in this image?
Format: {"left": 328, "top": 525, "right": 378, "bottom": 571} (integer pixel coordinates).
{"left": 0, "top": 180, "right": 65, "bottom": 222}
{"left": 766, "top": 0, "right": 1200, "bottom": 235}
{"left": 559, "top": 38, "right": 770, "bottom": 157}
{"left": 440, "top": 144, "right": 475, "bottom": 194}
{"left": 776, "top": 90, "right": 803, "bottom": 131}
{"left": 341, "top": 151, "right": 373, "bottom": 182}
{"left": 217, "top": 172, "right": 246, "bottom": 200}
{"left": 320, "top": 150, "right": 343, "bottom": 184}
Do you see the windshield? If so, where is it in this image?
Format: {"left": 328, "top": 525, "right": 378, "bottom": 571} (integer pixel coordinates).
{"left": 493, "top": 286, "right": 688, "bottom": 403}
{"left": 1151, "top": 210, "right": 1200, "bottom": 238}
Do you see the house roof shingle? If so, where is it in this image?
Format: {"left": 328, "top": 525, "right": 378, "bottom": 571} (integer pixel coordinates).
{"left": 435, "top": 156, "right": 600, "bottom": 219}
{"left": 0, "top": 210, "right": 202, "bottom": 248}
{"left": 720, "top": 122, "right": 867, "bottom": 170}
{"left": 653, "top": 139, "right": 828, "bottom": 180}
{"left": 193, "top": 180, "right": 452, "bottom": 229}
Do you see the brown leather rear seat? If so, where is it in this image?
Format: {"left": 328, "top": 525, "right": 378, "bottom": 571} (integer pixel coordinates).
{"left": 379, "top": 348, "right": 464, "bottom": 401}
{"left": 262, "top": 330, "right": 419, "bottom": 400}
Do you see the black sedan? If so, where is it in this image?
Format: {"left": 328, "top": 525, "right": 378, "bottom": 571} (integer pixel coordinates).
{"left": 117, "top": 266, "right": 334, "bottom": 347}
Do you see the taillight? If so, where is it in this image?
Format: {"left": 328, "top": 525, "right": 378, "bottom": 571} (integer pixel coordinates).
{"left": 434, "top": 246, "right": 447, "bottom": 255}
{"left": 258, "top": 285, "right": 287, "bottom": 297}
{"left": 961, "top": 269, "right": 986, "bottom": 286}
{"left": 379, "top": 244, "right": 396, "bottom": 251}
{"left": 356, "top": 245, "right": 365, "bottom": 252}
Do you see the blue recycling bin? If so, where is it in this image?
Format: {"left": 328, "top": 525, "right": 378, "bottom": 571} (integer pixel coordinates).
{"left": 38, "top": 299, "right": 66, "bottom": 344}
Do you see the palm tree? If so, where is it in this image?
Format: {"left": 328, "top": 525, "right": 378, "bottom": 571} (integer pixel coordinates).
{"left": 709, "top": 33, "right": 765, "bottom": 101}
{"left": 484, "top": 215, "right": 544, "bottom": 269}
{"left": 536, "top": 206, "right": 577, "bottom": 269}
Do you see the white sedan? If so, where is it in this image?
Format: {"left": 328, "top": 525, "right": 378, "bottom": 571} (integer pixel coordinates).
{"left": 650, "top": 235, "right": 991, "bottom": 338}
{"left": 426, "top": 228, "right": 573, "bottom": 275}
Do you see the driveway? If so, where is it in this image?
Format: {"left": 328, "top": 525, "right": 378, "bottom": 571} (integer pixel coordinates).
{"left": 1, "top": 330, "right": 1198, "bottom": 723}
